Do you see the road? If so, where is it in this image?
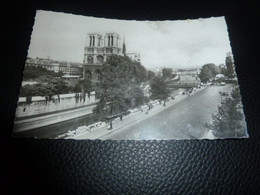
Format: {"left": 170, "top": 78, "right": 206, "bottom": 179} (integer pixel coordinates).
{"left": 100, "top": 85, "right": 233, "bottom": 140}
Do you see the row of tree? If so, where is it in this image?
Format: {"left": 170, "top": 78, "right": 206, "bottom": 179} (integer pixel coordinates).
{"left": 92, "top": 55, "right": 176, "bottom": 119}
{"left": 20, "top": 77, "right": 70, "bottom": 102}
{"left": 198, "top": 55, "right": 236, "bottom": 83}
{"left": 19, "top": 55, "right": 177, "bottom": 119}
{"left": 205, "top": 86, "right": 246, "bottom": 137}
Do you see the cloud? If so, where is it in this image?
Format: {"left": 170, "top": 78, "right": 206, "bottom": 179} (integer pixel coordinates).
{"left": 147, "top": 21, "right": 171, "bottom": 34}
{"left": 28, "top": 11, "right": 231, "bottom": 69}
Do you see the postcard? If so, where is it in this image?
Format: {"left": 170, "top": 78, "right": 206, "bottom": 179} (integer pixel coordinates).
{"left": 13, "top": 10, "right": 248, "bottom": 140}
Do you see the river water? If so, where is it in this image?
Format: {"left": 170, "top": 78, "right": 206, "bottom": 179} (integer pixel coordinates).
{"left": 13, "top": 113, "right": 97, "bottom": 139}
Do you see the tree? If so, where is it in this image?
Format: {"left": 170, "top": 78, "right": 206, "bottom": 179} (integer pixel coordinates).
{"left": 74, "top": 79, "right": 92, "bottom": 102}
{"left": 225, "top": 55, "right": 235, "bottom": 78}
{"left": 19, "top": 84, "right": 38, "bottom": 103}
{"left": 205, "top": 86, "right": 246, "bottom": 138}
{"left": 220, "top": 67, "right": 228, "bottom": 76}
{"left": 56, "top": 71, "right": 64, "bottom": 78}
{"left": 198, "top": 63, "right": 220, "bottom": 83}
{"left": 19, "top": 78, "right": 69, "bottom": 102}
{"left": 150, "top": 76, "right": 170, "bottom": 105}
{"left": 74, "top": 79, "right": 92, "bottom": 93}
{"left": 162, "top": 68, "right": 173, "bottom": 79}
{"left": 128, "top": 86, "right": 145, "bottom": 108}
{"left": 51, "top": 78, "right": 69, "bottom": 94}
{"left": 93, "top": 55, "right": 147, "bottom": 119}
{"left": 129, "top": 59, "right": 148, "bottom": 83}
{"left": 50, "top": 78, "right": 69, "bottom": 102}
{"left": 147, "top": 70, "right": 156, "bottom": 81}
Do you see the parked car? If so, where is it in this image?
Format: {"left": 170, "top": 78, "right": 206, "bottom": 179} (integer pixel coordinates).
{"left": 220, "top": 82, "right": 226, "bottom": 86}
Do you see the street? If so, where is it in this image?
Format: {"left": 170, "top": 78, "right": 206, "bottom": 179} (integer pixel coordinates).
{"left": 99, "top": 85, "right": 233, "bottom": 140}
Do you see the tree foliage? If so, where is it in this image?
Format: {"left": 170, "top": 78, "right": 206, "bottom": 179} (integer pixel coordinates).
{"left": 74, "top": 79, "right": 92, "bottom": 93}
{"left": 93, "top": 55, "right": 147, "bottom": 118}
{"left": 162, "top": 68, "right": 176, "bottom": 79}
{"left": 147, "top": 70, "right": 156, "bottom": 80}
{"left": 198, "top": 63, "right": 220, "bottom": 82}
{"left": 73, "top": 79, "right": 93, "bottom": 102}
{"left": 20, "top": 78, "right": 69, "bottom": 99}
{"left": 219, "top": 65, "right": 228, "bottom": 76}
{"left": 128, "top": 86, "right": 146, "bottom": 108}
{"left": 150, "top": 76, "right": 170, "bottom": 101}
{"left": 225, "top": 55, "right": 235, "bottom": 78}
{"left": 205, "top": 86, "right": 246, "bottom": 138}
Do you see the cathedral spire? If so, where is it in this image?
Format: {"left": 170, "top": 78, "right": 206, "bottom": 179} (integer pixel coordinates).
{"left": 122, "top": 33, "right": 126, "bottom": 56}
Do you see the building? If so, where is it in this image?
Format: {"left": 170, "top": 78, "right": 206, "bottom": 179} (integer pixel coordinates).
{"left": 179, "top": 75, "right": 200, "bottom": 85}
{"left": 25, "top": 57, "right": 59, "bottom": 72}
{"left": 83, "top": 32, "right": 141, "bottom": 82}
{"left": 58, "top": 62, "right": 83, "bottom": 76}
{"left": 25, "top": 32, "right": 140, "bottom": 82}
{"left": 177, "top": 68, "right": 200, "bottom": 86}
{"left": 25, "top": 57, "right": 83, "bottom": 77}
{"left": 176, "top": 68, "right": 200, "bottom": 77}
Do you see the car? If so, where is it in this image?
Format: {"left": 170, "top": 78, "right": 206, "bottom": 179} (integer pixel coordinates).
{"left": 220, "top": 82, "right": 226, "bottom": 86}
{"left": 129, "top": 108, "right": 139, "bottom": 113}
{"left": 141, "top": 105, "right": 148, "bottom": 110}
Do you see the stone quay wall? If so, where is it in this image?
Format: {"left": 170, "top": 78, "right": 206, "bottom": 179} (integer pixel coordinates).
{"left": 15, "top": 92, "right": 97, "bottom": 118}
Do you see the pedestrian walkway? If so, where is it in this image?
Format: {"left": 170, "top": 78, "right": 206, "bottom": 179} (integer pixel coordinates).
{"left": 73, "top": 87, "right": 206, "bottom": 140}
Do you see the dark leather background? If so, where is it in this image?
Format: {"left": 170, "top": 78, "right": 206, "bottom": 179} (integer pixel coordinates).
{"left": 3, "top": 1, "right": 260, "bottom": 194}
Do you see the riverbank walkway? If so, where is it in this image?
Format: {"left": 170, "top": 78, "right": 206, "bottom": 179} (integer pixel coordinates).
{"left": 73, "top": 87, "right": 206, "bottom": 140}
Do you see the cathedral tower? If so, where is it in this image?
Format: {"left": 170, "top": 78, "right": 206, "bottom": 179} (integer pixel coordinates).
{"left": 83, "top": 32, "right": 122, "bottom": 82}
{"left": 122, "top": 34, "right": 126, "bottom": 56}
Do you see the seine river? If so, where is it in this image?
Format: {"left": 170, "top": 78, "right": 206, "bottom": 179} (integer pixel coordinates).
{"left": 13, "top": 88, "right": 185, "bottom": 139}
{"left": 13, "top": 113, "right": 97, "bottom": 139}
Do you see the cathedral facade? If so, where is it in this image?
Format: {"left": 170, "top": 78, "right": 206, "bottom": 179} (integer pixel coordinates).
{"left": 83, "top": 32, "right": 140, "bottom": 82}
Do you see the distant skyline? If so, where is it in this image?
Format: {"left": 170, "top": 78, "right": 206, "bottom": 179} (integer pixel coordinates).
{"left": 28, "top": 10, "right": 232, "bottom": 69}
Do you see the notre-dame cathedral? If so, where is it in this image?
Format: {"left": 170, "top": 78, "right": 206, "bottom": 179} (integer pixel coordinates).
{"left": 83, "top": 32, "right": 140, "bottom": 82}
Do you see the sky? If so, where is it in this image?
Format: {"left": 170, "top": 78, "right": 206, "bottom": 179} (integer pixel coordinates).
{"left": 28, "top": 10, "right": 232, "bottom": 70}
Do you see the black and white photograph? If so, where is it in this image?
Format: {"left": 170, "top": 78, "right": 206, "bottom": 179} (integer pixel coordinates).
{"left": 13, "top": 10, "right": 248, "bottom": 140}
